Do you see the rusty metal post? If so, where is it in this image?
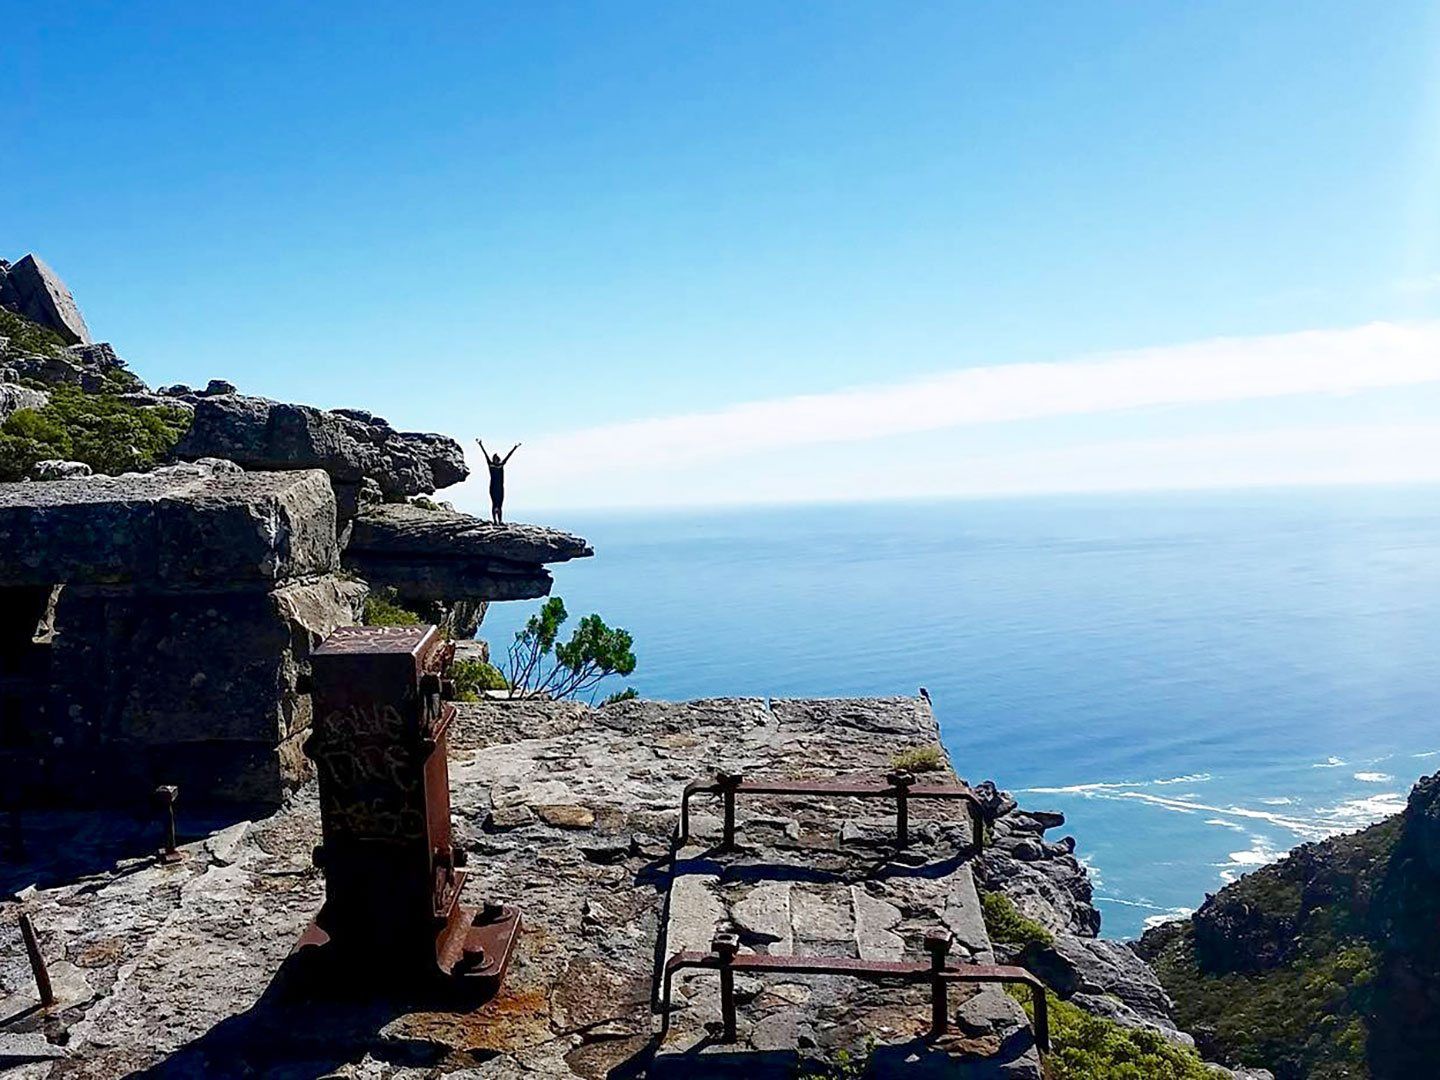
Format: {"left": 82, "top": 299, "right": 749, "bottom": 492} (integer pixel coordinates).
{"left": 1031, "top": 983, "right": 1050, "bottom": 1052}
{"left": 712, "top": 932, "right": 740, "bottom": 1043}
{"left": 925, "top": 928, "right": 951, "bottom": 1036}
{"left": 716, "top": 771, "right": 742, "bottom": 851}
{"left": 18, "top": 912, "right": 54, "bottom": 1007}
{"left": 298, "top": 624, "right": 520, "bottom": 996}
{"left": 154, "top": 785, "right": 182, "bottom": 864}
{"left": 888, "top": 769, "right": 914, "bottom": 847}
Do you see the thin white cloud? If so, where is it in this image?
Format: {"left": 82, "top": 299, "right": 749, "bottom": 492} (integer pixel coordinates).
{"left": 521, "top": 321, "right": 1440, "bottom": 480}
{"left": 449, "top": 320, "right": 1440, "bottom": 510}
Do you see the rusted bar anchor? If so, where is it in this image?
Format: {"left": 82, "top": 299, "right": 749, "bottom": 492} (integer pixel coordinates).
{"left": 888, "top": 769, "right": 914, "bottom": 847}
{"left": 18, "top": 912, "right": 55, "bottom": 1007}
{"left": 155, "top": 784, "right": 183, "bottom": 864}
{"left": 717, "top": 771, "right": 742, "bottom": 850}
{"left": 925, "top": 928, "right": 951, "bottom": 1035}
{"left": 713, "top": 932, "right": 739, "bottom": 1041}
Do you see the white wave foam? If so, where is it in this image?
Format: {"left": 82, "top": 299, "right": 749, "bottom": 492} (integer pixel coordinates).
{"left": 1415, "top": 749, "right": 1440, "bottom": 759}
{"left": 1023, "top": 773, "right": 1213, "bottom": 795}
{"left": 1204, "top": 818, "right": 1245, "bottom": 831}
{"left": 1312, "top": 756, "right": 1346, "bottom": 768}
{"left": 1354, "top": 771, "right": 1393, "bottom": 783}
{"left": 1259, "top": 797, "right": 1294, "bottom": 805}
{"left": 1143, "top": 911, "right": 1194, "bottom": 930}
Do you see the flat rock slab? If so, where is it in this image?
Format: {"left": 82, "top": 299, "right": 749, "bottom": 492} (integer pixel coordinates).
{"left": 0, "top": 464, "right": 338, "bottom": 586}
{"left": 0, "top": 696, "right": 1040, "bottom": 1079}
{"left": 343, "top": 504, "right": 593, "bottom": 603}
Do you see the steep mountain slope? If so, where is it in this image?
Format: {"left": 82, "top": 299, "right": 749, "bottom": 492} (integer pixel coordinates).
{"left": 1139, "top": 771, "right": 1440, "bottom": 1079}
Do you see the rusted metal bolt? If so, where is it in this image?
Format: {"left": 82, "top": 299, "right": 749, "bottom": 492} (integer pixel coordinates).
{"left": 924, "top": 928, "right": 953, "bottom": 965}
{"left": 154, "top": 785, "right": 182, "bottom": 863}
{"left": 711, "top": 932, "right": 741, "bottom": 962}
{"left": 715, "top": 770, "right": 743, "bottom": 789}
{"left": 886, "top": 769, "right": 915, "bottom": 790}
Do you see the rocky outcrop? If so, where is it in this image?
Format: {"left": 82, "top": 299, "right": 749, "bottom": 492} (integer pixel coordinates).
{"left": 0, "top": 254, "right": 92, "bottom": 344}
{"left": 0, "top": 463, "right": 361, "bottom": 806}
{"left": 2, "top": 337, "right": 142, "bottom": 393}
{"left": 344, "top": 502, "right": 593, "bottom": 603}
{"left": 0, "top": 381, "right": 48, "bottom": 419}
{"left": 976, "top": 804, "right": 1102, "bottom": 939}
{"left": 1018, "top": 934, "right": 1183, "bottom": 1040}
{"left": 175, "top": 393, "right": 469, "bottom": 501}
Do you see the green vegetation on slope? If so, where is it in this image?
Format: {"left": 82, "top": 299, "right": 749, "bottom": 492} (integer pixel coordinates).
{"left": 1010, "top": 988, "right": 1214, "bottom": 1080}
{"left": 0, "top": 383, "right": 191, "bottom": 481}
{"left": 0, "top": 307, "right": 68, "bottom": 358}
{"left": 1142, "top": 815, "right": 1404, "bottom": 1079}
{"left": 981, "top": 889, "right": 1054, "bottom": 949}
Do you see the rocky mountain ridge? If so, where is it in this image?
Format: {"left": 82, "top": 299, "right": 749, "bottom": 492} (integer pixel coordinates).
{"left": 1139, "top": 770, "right": 1440, "bottom": 1079}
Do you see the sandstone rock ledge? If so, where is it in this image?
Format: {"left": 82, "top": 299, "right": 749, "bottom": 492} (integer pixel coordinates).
{"left": 0, "top": 696, "right": 1044, "bottom": 1079}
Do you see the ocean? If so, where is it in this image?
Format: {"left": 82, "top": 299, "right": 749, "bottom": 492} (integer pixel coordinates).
{"left": 480, "top": 486, "right": 1440, "bottom": 939}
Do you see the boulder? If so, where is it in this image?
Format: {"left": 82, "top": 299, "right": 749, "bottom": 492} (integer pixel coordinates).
{"left": 175, "top": 393, "right": 469, "bottom": 498}
{"left": 0, "top": 464, "right": 338, "bottom": 587}
{"left": 0, "top": 382, "right": 48, "bottom": 419}
{"left": 1021, "top": 934, "right": 1182, "bottom": 1037}
{"left": 2, "top": 254, "right": 92, "bottom": 344}
{"left": 29, "top": 459, "right": 92, "bottom": 480}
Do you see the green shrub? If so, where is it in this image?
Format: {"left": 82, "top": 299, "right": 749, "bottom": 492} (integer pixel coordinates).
{"left": 450, "top": 658, "right": 509, "bottom": 701}
{"left": 981, "top": 890, "right": 1054, "bottom": 949}
{"left": 602, "top": 686, "right": 639, "bottom": 706}
{"left": 0, "top": 384, "right": 191, "bottom": 481}
{"left": 890, "top": 745, "right": 945, "bottom": 772}
{"left": 1011, "top": 988, "right": 1214, "bottom": 1080}
{"left": 362, "top": 588, "right": 422, "bottom": 627}
{"left": 0, "top": 308, "right": 68, "bottom": 357}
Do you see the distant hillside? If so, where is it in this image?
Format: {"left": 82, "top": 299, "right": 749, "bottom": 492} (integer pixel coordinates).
{"left": 1138, "top": 771, "right": 1440, "bottom": 1080}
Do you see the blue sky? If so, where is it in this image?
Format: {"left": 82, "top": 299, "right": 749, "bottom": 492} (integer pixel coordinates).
{"left": 6, "top": 3, "right": 1440, "bottom": 511}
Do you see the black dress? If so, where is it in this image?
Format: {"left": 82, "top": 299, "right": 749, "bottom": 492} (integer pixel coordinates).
{"left": 488, "top": 461, "right": 505, "bottom": 507}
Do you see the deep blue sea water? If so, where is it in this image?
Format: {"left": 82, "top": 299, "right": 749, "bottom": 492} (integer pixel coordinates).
{"left": 481, "top": 486, "right": 1440, "bottom": 938}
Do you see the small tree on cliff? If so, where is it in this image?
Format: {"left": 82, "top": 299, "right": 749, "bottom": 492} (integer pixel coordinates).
{"left": 504, "top": 597, "right": 637, "bottom": 702}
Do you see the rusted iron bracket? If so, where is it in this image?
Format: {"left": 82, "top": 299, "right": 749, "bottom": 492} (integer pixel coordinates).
{"left": 660, "top": 929, "right": 1048, "bottom": 1052}
{"left": 296, "top": 624, "right": 520, "bottom": 997}
{"left": 679, "top": 769, "right": 985, "bottom": 851}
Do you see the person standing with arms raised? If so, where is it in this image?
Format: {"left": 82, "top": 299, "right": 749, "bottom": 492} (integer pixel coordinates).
{"left": 476, "top": 439, "right": 520, "bottom": 524}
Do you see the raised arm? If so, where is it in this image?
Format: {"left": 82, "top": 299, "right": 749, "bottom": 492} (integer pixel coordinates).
{"left": 502, "top": 442, "right": 521, "bottom": 465}
{"left": 476, "top": 438, "right": 489, "bottom": 460}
